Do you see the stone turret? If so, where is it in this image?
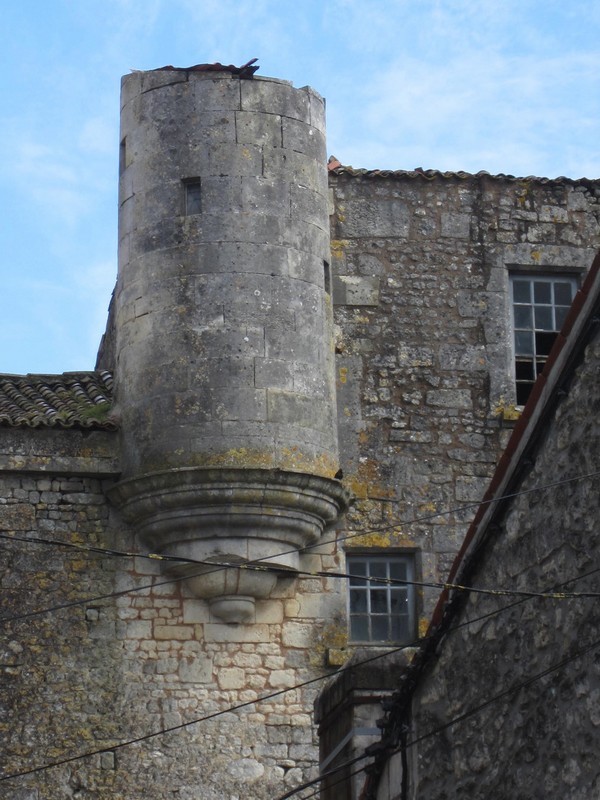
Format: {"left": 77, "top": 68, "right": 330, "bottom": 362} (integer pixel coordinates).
{"left": 108, "top": 67, "right": 348, "bottom": 621}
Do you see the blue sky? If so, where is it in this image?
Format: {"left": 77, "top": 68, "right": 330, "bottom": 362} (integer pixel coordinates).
{"left": 1, "top": 0, "right": 599, "bottom": 375}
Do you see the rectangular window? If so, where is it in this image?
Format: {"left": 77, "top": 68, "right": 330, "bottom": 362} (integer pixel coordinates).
{"left": 184, "top": 179, "right": 202, "bottom": 215}
{"left": 347, "top": 554, "right": 415, "bottom": 644}
{"left": 511, "top": 274, "right": 577, "bottom": 405}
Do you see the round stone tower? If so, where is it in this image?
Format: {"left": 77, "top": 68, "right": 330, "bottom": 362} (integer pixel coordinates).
{"left": 108, "top": 67, "right": 348, "bottom": 621}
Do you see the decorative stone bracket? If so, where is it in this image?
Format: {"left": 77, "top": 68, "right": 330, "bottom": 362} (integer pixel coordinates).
{"left": 108, "top": 467, "right": 350, "bottom": 623}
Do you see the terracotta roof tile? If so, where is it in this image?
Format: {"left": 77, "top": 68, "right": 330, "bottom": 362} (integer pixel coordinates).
{"left": 327, "top": 157, "right": 600, "bottom": 186}
{"left": 0, "top": 371, "right": 116, "bottom": 430}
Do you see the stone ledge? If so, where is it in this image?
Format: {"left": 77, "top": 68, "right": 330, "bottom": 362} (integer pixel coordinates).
{"left": 0, "top": 428, "right": 120, "bottom": 476}
{"left": 108, "top": 467, "right": 351, "bottom": 621}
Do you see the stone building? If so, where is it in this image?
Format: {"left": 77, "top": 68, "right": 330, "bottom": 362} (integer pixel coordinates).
{"left": 357, "top": 255, "right": 600, "bottom": 800}
{"left": 0, "top": 65, "right": 599, "bottom": 799}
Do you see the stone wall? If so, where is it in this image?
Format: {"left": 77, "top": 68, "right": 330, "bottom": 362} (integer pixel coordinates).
{"left": 1, "top": 468, "right": 122, "bottom": 798}
{"left": 331, "top": 171, "right": 600, "bottom": 625}
{"left": 375, "top": 327, "right": 600, "bottom": 799}
{"left": 4, "top": 171, "right": 600, "bottom": 799}
{"left": 0, "top": 435, "right": 349, "bottom": 799}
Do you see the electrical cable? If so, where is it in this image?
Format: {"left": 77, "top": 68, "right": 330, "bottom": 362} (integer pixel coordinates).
{"left": 2, "top": 467, "right": 599, "bottom": 625}
{"left": 0, "top": 641, "right": 413, "bottom": 783}
{"left": 3, "top": 468, "right": 599, "bottom": 564}
{"left": 276, "top": 632, "right": 600, "bottom": 799}
{"left": 275, "top": 563, "right": 600, "bottom": 797}
{"left": 3, "top": 542, "right": 600, "bottom": 627}
{"left": 3, "top": 562, "right": 600, "bottom": 784}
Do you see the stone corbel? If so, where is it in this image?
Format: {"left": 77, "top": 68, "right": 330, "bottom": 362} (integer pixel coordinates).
{"left": 108, "top": 467, "right": 350, "bottom": 623}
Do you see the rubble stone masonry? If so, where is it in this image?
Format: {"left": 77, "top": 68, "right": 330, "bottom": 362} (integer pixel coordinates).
{"left": 331, "top": 171, "right": 599, "bottom": 623}
{"left": 0, "top": 457, "right": 348, "bottom": 799}
{"left": 401, "top": 331, "right": 600, "bottom": 799}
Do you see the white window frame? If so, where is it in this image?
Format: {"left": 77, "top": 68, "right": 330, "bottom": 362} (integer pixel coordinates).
{"left": 510, "top": 273, "right": 578, "bottom": 406}
{"left": 347, "top": 553, "right": 416, "bottom": 644}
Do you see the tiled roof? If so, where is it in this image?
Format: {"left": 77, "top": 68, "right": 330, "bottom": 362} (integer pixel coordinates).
{"left": 327, "top": 156, "right": 599, "bottom": 186}
{"left": 0, "top": 371, "right": 117, "bottom": 430}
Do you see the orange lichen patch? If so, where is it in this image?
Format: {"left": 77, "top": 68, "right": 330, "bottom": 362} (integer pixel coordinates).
{"left": 347, "top": 457, "right": 395, "bottom": 500}
{"left": 516, "top": 180, "right": 533, "bottom": 208}
{"left": 494, "top": 398, "right": 522, "bottom": 421}
{"left": 348, "top": 529, "right": 415, "bottom": 549}
{"left": 418, "top": 616, "right": 430, "bottom": 638}
{"left": 147, "top": 447, "right": 342, "bottom": 480}
{"left": 330, "top": 239, "right": 348, "bottom": 259}
{"left": 327, "top": 648, "right": 348, "bottom": 667}
{"left": 311, "top": 615, "right": 349, "bottom": 667}
{"left": 348, "top": 531, "right": 395, "bottom": 548}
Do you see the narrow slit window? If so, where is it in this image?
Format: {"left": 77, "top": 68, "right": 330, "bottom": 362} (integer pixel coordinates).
{"left": 185, "top": 180, "right": 202, "bottom": 215}
{"left": 119, "top": 138, "right": 127, "bottom": 175}
{"left": 323, "top": 261, "right": 331, "bottom": 295}
{"left": 511, "top": 274, "right": 577, "bottom": 405}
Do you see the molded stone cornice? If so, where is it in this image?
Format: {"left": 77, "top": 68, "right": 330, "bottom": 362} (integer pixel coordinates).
{"left": 108, "top": 467, "right": 350, "bottom": 622}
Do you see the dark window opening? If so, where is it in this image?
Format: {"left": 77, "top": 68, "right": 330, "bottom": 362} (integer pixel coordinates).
{"left": 184, "top": 179, "right": 202, "bottom": 215}
{"left": 324, "top": 261, "right": 331, "bottom": 295}
{"left": 511, "top": 275, "right": 577, "bottom": 405}
{"left": 119, "top": 138, "right": 127, "bottom": 175}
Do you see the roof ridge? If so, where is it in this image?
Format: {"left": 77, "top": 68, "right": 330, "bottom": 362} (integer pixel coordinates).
{"left": 327, "top": 160, "right": 600, "bottom": 185}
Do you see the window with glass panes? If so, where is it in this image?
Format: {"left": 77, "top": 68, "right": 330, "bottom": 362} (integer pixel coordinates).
{"left": 347, "top": 554, "right": 415, "bottom": 643}
{"left": 511, "top": 275, "right": 577, "bottom": 405}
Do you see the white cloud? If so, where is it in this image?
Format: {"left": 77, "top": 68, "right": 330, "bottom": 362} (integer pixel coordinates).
{"left": 330, "top": 46, "right": 600, "bottom": 176}
{"left": 71, "top": 258, "right": 118, "bottom": 366}
{"left": 79, "top": 117, "right": 115, "bottom": 156}
{"left": 14, "top": 140, "right": 79, "bottom": 185}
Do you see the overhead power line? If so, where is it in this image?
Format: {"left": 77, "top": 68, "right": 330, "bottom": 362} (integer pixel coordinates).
{"left": 1, "top": 468, "right": 599, "bottom": 625}
{"left": 3, "top": 541, "right": 600, "bottom": 627}
{"left": 3, "top": 562, "right": 600, "bottom": 785}
{"left": 277, "top": 632, "right": 600, "bottom": 799}
{"left": 4, "top": 468, "right": 599, "bottom": 563}
{"left": 0, "top": 641, "right": 412, "bottom": 783}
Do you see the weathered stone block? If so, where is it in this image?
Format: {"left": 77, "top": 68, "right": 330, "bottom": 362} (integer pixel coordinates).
{"left": 332, "top": 275, "right": 380, "bottom": 306}
{"left": 255, "top": 358, "right": 295, "bottom": 391}
{"left": 241, "top": 78, "right": 309, "bottom": 123}
{"left": 204, "top": 624, "right": 271, "bottom": 643}
{"left": 153, "top": 625, "right": 193, "bottom": 640}
{"left": 122, "top": 620, "right": 152, "bottom": 639}
{"left": 267, "top": 390, "right": 328, "bottom": 430}
{"left": 281, "top": 117, "right": 326, "bottom": 162}
{"left": 236, "top": 110, "right": 283, "bottom": 148}
{"left": 291, "top": 183, "right": 329, "bottom": 230}
{"left": 441, "top": 212, "right": 471, "bottom": 238}
{"left": 426, "top": 389, "right": 472, "bottom": 408}
{"left": 255, "top": 600, "right": 284, "bottom": 624}
{"left": 337, "top": 199, "right": 410, "bottom": 238}
{"left": 282, "top": 622, "right": 313, "bottom": 648}
{"left": 0, "top": 504, "right": 35, "bottom": 530}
